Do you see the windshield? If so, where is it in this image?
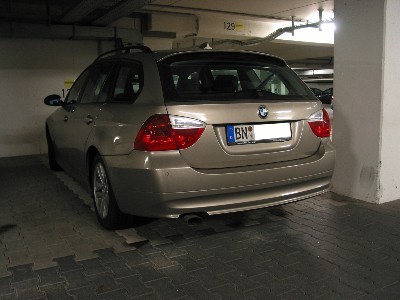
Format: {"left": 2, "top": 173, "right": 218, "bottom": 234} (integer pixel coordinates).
{"left": 158, "top": 52, "right": 315, "bottom": 102}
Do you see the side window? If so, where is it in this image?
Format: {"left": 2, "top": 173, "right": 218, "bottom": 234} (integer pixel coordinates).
{"left": 81, "top": 63, "right": 115, "bottom": 104}
{"left": 112, "top": 62, "right": 143, "bottom": 102}
{"left": 65, "top": 69, "right": 90, "bottom": 103}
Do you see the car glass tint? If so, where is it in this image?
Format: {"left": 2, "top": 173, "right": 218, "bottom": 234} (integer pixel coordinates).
{"left": 65, "top": 69, "right": 90, "bottom": 103}
{"left": 158, "top": 55, "right": 314, "bottom": 102}
{"left": 112, "top": 62, "right": 143, "bottom": 102}
{"left": 97, "top": 65, "right": 118, "bottom": 103}
{"left": 81, "top": 63, "right": 114, "bottom": 104}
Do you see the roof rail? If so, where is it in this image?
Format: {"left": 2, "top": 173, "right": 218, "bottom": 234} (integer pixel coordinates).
{"left": 94, "top": 45, "right": 152, "bottom": 62}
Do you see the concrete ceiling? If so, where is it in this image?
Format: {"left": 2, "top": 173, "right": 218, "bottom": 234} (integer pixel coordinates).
{"left": 0, "top": 0, "right": 334, "bottom": 24}
{"left": 0, "top": 0, "right": 334, "bottom": 65}
{"left": 145, "top": 0, "right": 334, "bottom": 22}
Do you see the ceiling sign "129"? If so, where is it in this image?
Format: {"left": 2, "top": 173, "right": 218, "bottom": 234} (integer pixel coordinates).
{"left": 223, "top": 21, "right": 245, "bottom": 32}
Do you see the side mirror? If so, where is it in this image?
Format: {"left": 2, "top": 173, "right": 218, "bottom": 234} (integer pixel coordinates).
{"left": 44, "top": 94, "right": 64, "bottom": 106}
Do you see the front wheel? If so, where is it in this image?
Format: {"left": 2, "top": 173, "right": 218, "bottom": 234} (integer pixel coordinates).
{"left": 92, "top": 154, "right": 127, "bottom": 229}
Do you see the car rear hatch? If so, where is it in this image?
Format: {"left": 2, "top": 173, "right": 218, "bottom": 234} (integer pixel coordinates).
{"left": 157, "top": 51, "right": 325, "bottom": 169}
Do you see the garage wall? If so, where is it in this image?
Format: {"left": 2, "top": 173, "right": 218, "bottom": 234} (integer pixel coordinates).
{"left": 0, "top": 38, "right": 114, "bottom": 158}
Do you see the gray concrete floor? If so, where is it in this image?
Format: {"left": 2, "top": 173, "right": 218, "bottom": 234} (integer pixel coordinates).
{"left": 1, "top": 155, "right": 400, "bottom": 299}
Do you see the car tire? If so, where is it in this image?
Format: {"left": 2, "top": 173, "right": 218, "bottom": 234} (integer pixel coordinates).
{"left": 46, "top": 129, "right": 62, "bottom": 171}
{"left": 91, "top": 154, "right": 129, "bottom": 229}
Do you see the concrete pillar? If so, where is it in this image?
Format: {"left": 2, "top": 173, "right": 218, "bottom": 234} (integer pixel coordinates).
{"left": 332, "top": 0, "right": 400, "bottom": 203}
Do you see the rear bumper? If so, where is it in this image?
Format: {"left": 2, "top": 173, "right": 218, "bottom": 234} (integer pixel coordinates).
{"left": 103, "top": 141, "right": 334, "bottom": 218}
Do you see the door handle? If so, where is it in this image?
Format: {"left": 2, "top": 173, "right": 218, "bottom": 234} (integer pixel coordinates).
{"left": 84, "top": 115, "right": 94, "bottom": 125}
{"left": 64, "top": 116, "right": 68, "bottom": 122}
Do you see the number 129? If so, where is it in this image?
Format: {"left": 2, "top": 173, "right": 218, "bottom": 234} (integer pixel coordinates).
{"left": 224, "top": 22, "right": 236, "bottom": 31}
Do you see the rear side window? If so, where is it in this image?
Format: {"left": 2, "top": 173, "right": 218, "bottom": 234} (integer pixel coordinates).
{"left": 111, "top": 62, "right": 143, "bottom": 102}
{"left": 158, "top": 53, "right": 315, "bottom": 102}
{"left": 80, "top": 63, "right": 116, "bottom": 104}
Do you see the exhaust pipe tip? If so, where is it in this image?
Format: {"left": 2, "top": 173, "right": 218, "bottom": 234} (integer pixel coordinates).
{"left": 180, "top": 213, "right": 203, "bottom": 225}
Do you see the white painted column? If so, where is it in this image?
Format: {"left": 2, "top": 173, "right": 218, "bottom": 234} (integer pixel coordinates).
{"left": 332, "top": 0, "right": 400, "bottom": 203}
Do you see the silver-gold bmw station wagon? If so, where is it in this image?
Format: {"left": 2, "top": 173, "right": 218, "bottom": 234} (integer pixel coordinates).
{"left": 44, "top": 46, "right": 334, "bottom": 229}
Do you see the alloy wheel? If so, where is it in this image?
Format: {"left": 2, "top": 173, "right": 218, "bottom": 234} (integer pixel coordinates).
{"left": 93, "top": 162, "right": 109, "bottom": 219}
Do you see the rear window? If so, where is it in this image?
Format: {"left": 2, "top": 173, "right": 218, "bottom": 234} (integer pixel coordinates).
{"left": 158, "top": 52, "right": 315, "bottom": 102}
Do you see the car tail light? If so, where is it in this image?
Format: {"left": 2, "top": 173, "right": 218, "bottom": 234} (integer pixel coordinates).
{"left": 308, "top": 109, "right": 331, "bottom": 138}
{"left": 134, "top": 114, "right": 206, "bottom": 151}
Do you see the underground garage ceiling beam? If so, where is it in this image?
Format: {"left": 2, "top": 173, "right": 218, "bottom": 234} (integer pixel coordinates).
{"left": 92, "top": 0, "right": 155, "bottom": 26}
{"left": 0, "top": 22, "right": 142, "bottom": 44}
{"left": 142, "top": 4, "right": 305, "bottom": 22}
{"left": 61, "top": 0, "right": 109, "bottom": 23}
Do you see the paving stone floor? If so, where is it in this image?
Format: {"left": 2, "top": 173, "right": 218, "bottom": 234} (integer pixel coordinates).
{"left": 1, "top": 155, "right": 400, "bottom": 299}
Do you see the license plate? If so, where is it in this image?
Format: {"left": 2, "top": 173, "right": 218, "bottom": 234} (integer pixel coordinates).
{"left": 227, "top": 123, "right": 291, "bottom": 145}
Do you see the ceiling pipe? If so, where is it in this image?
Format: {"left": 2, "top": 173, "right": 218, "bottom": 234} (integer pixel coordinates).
{"left": 291, "top": 16, "right": 295, "bottom": 36}
{"left": 318, "top": 8, "right": 324, "bottom": 31}
{"left": 142, "top": 4, "right": 305, "bottom": 23}
{"left": 210, "top": 18, "right": 334, "bottom": 47}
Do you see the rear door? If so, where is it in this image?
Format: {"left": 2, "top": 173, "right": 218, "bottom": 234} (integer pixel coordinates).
{"left": 159, "top": 52, "right": 322, "bottom": 169}
{"left": 65, "top": 62, "right": 116, "bottom": 175}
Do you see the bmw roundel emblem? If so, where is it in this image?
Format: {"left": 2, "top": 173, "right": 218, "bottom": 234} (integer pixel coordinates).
{"left": 258, "top": 105, "right": 268, "bottom": 119}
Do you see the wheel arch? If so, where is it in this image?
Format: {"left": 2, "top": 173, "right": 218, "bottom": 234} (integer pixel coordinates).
{"left": 86, "top": 146, "right": 100, "bottom": 188}
{"left": 45, "top": 123, "right": 51, "bottom": 140}
{"left": 89, "top": 149, "right": 130, "bottom": 229}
